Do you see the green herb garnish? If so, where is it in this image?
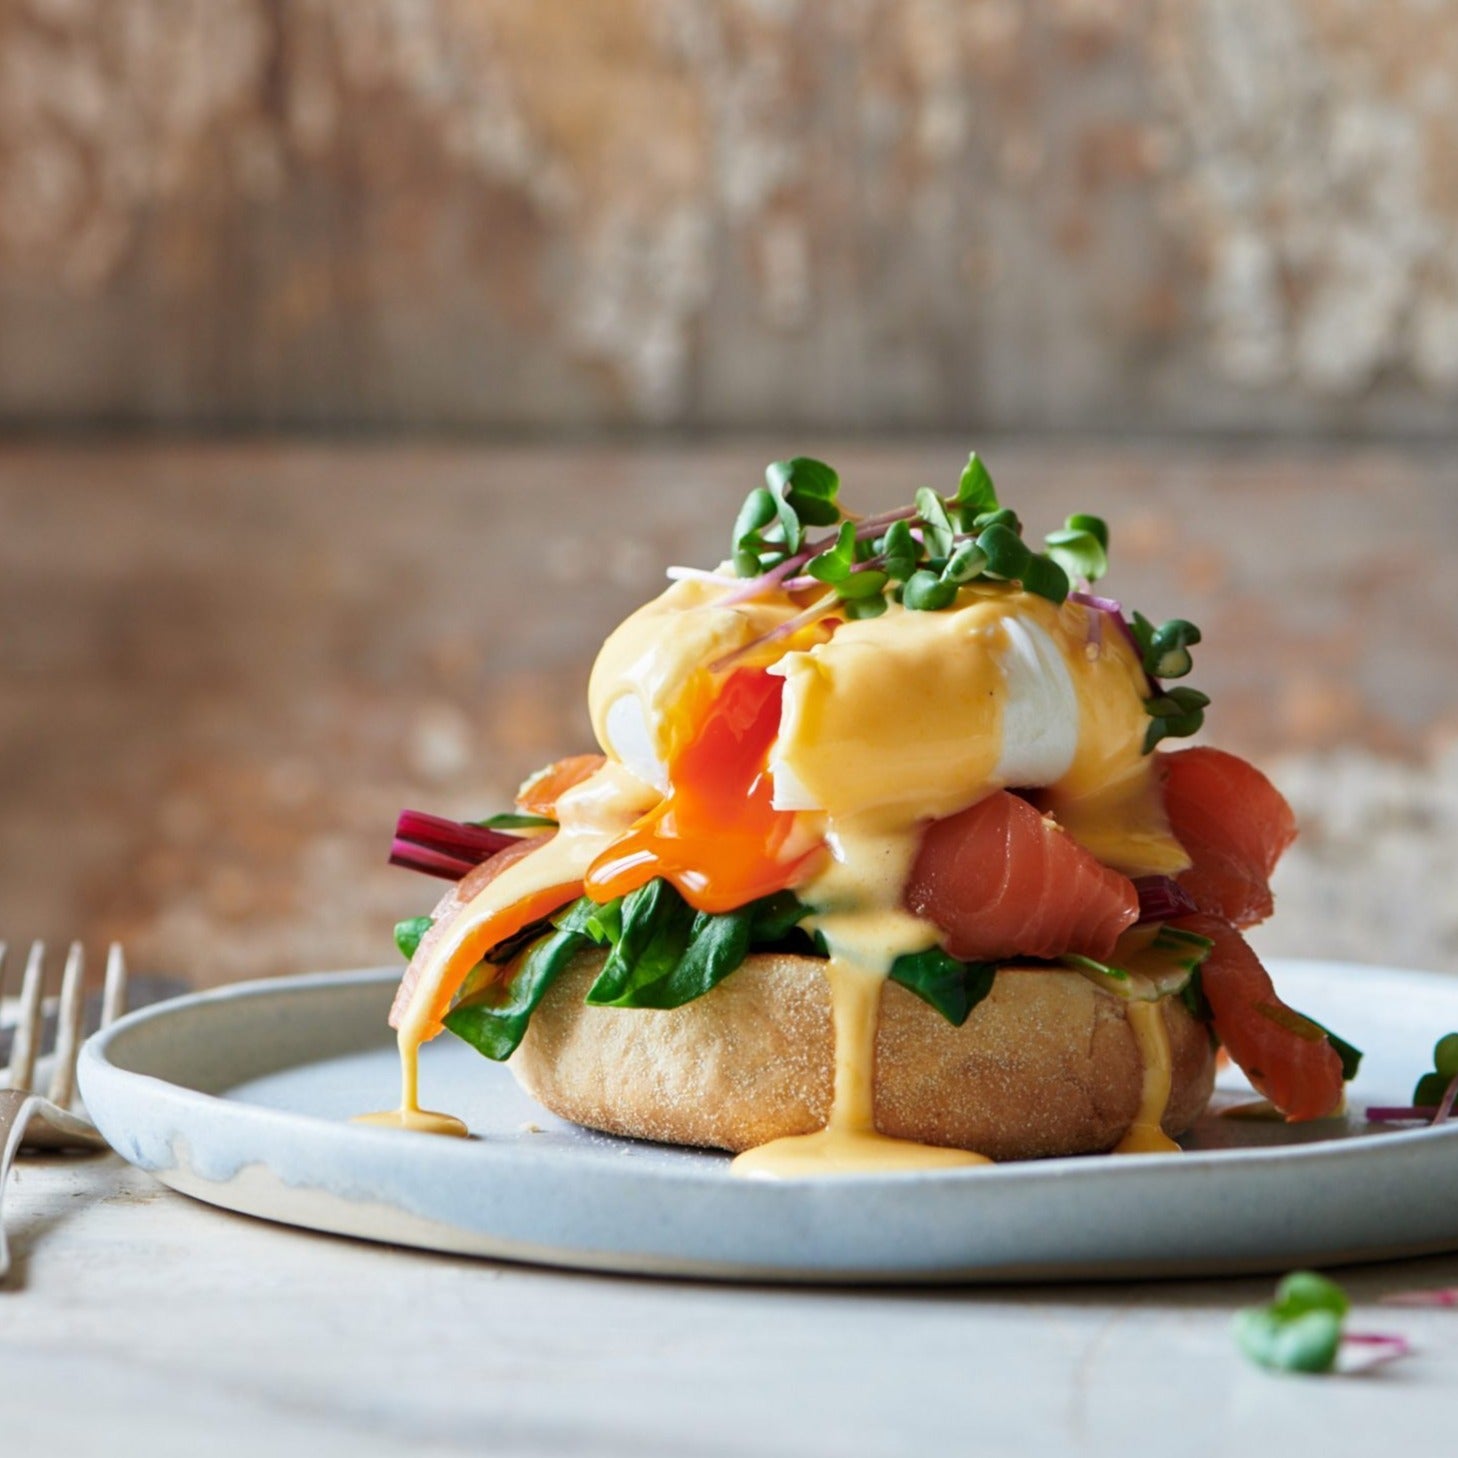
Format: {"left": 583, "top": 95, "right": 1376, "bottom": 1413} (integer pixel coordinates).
{"left": 1126, "top": 612, "right": 1208, "bottom": 749}
{"left": 1235, "top": 1272, "right": 1350, "bottom": 1374}
{"left": 1413, "top": 1032, "right": 1458, "bottom": 1107}
{"left": 1142, "top": 686, "right": 1211, "bottom": 754}
{"left": 721, "top": 450, "right": 1209, "bottom": 754}
{"left": 735, "top": 457, "right": 842, "bottom": 567}
{"left": 726, "top": 451, "right": 1071, "bottom": 609}
{"left": 1044, "top": 515, "right": 1109, "bottom": 584}
{"left": 1130, "top": 613, "right": 1203, "bottom": 681}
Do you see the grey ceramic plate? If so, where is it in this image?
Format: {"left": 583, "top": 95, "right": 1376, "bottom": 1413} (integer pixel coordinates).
{"left": 77, "top": 961, "right": 1458, "bottom": 1283}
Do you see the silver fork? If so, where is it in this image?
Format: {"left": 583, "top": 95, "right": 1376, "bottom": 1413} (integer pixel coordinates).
{"left": 0, "top": 941, "right": 128, "bottom": 1280}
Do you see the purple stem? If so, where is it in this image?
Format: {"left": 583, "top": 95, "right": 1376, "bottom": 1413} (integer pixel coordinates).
{"left": 388, "top": 839, "right": 478, "bottom": 882}
{"left": 1436, "top": 1072, "right": 1458, "bottom": 1124}
{"left": 1367, "top": 1073, "right": 1458, "bottom": 1127}
{"left": 1069, "top": 591, "right": 1124, "bottom": 615}
{"left": 1133, "top": 876, "right": 1198, "bottom": 924}
{"left": 718, "top": 505, "right": 921, "bottom": 605}
{"left": 1341, "top": 1332, "right": 1415, "bottom": 1370}
{"left": 389, "top": 809, "right": 524, "bottom": 881}
{"left": 1381, "top": 1288, "right": 1458, "bottom": 1307}
{"left": 781, "top": 558, "right": 887, "bottom": 593}
{"left": 1069, "top": 590, "right": 1148, "bottom": 673}
{"left": 708, "top": 592, "right": 840, "bottom": 673}
{"left": 1366, "top": 1106, "right": 1441, "bottom": 1123}
{"left": 395, "top": 809, "right": 520, "bottom": 862}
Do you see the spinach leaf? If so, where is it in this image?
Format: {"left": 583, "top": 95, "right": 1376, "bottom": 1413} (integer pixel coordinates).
{"left": 747, "top": 890, "right": 813, "bottom": 943}
{"left": 443, "top": 880, "right": 813, "bottom": 1057}
{"left": 470, "top": 811, "right": 557, "bottom": 831}
{"left": 889, "top": 946, "right": 996, "bottom": 1027}
{"left": 443, "top": 899, "right": 603, "bottom": 1061}
{"left": 394, "top": 916, "right": 433, "bottom": 961}
{"left": 584, "top": 882, "right": 810, "bottom": 1010}
{"left": 1301, "top": 1014, "right": 1364, "bottom": 1083}
{"left": 584, "top": 880, "right": 700, "bottom": 1007}
{"left": 1180, "top": 966, "right": 1213, "bottom": 1025}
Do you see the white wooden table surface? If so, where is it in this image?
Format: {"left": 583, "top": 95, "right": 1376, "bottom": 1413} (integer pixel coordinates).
{"left": 4, "top": 1156, "right": 1458, "bottom": 1457}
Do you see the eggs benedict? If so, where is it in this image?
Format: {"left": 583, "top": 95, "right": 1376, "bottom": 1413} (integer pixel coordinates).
{"left": 368, "top": 453, "right": 1358, "bottom": 1173}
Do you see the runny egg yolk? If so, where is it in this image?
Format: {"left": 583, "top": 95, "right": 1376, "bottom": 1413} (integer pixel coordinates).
{"left": 583, "top": 668, "right": 822, "bottom": 914}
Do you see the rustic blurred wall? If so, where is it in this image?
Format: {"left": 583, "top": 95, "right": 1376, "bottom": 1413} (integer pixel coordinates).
{"left": 1, "top": 0, "right": 1457, "bottom": 434}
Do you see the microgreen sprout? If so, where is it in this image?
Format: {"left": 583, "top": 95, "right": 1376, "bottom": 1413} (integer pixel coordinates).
{"left": 1235, "top": 1273, "right": 1349, "bottom": 1374}
{"left": 1235, "top": 1273, "right": 1413, "bottom": 1376}
{"left": 1044, "top": 514, "right": 1110, "bottom": 584}
{"left": 1414, "top": 1032, "right": 1458, "bottom": 1110}
{"left": 727, "top": 451, "right": 1069, "bottom": 609}
{"left": 954, "top": 452, "right": 998, "bottom": 514}
{"left": 1131, "top": 613, "right": 1203, "bottom": 680}
{"left": 1367, "top": 1033, "right": 1458, "bottom": 1123}
{"left": 721, "top": 449, "right": 1212, "bottom": 753}
{"left": 1142, "top": 687, "right": 1211, "bottom": 754}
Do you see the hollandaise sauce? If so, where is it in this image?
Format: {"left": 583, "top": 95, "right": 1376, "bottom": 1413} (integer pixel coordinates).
{"left": 1112, "top": 1000, "right": 1180, "bottom": 1155}
{"left": 356, "top": 767, "right": 657, "bottom": 1137}
{"left": 352, "top": 833, "right": 592, "bottom": 1137}
{"left": 354, "top": 1064, "right": 469, "bottom": 1138}
{"left": 732, "top": 922, "right": 993, "bottom": 1177}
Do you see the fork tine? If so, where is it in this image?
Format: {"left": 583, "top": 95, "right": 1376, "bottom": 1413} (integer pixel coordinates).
{"left": 47, "top": 942, "right": 86, "bottom": 1108}
{"left": 5, "top": 942, "right": 46, "bottom": 1092}
{"left": 101, "top": 944, "right": 127, "bottom": 1027}
{"left": 0, "top": 941, "right": 9, "bottom": 1005}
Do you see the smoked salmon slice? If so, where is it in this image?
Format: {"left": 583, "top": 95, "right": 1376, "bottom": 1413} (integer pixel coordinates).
{"left": 1161, "top": 747, "right": 1297, "bottom": 929}
{"left": 388, "top": 836, "right": 581, "bottom": 1038}
{"left": 905, "top": 790, "right": 1139, "bottom": 963}
{"left": 516, "top": 754, "right": 607, "bottom": 817}
{"left": 1174, "top": 913, "right": 1343, "bottom": 1122}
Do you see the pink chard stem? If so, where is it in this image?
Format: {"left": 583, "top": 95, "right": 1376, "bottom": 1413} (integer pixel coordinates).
{"left": 389, "top": 809, "right": 522, "bottom": 881}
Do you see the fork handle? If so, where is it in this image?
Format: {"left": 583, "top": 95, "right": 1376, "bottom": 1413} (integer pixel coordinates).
{"left": 0, "top": 1089, "right": 39, "bottom": 1283}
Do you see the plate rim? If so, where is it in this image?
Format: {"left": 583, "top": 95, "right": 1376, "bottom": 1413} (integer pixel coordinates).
{"left": 78, "top": 957, "right": 1458, "bottom": 1190}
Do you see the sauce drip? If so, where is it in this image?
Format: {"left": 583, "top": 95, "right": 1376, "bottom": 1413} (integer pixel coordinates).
{"left": 354, "top": 1036, "right": 469, "bottom": 1137}
{"left": 360, "top": 789, "right": 626, "bottom": 1137}
{"left": 1112, "top": 999, "right": 1179, "bottom": 1154}
{"left": 732, "top": 955, "right": 992, "bottom": 1177}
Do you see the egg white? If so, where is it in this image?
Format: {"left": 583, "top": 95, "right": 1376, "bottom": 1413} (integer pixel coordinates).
{"left": 993, "top": 615, "right": 1079, "bottom": 789}
{"left": 601, "top": 693, "right": 671, "bottom": 793}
